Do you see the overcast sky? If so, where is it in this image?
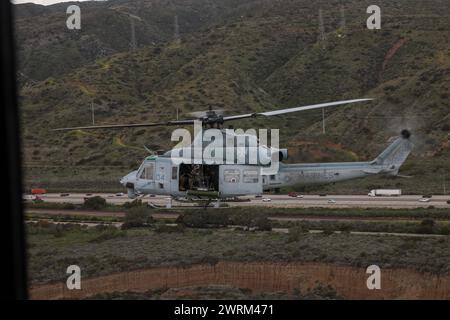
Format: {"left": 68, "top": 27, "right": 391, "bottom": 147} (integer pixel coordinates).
{"left": 13, "top": 0, "right": 96, "bottom": 5}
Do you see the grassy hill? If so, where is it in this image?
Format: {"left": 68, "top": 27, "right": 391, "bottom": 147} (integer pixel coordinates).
{"left": 16, "top": 0, "right": 450, "bottom": 193}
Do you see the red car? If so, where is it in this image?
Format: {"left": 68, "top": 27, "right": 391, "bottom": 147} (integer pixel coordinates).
{"left": 288, "top": 192, "right": 304, "bottom": 198}
{"left": 31, "top": 188, "right": 47, "bottom": 195}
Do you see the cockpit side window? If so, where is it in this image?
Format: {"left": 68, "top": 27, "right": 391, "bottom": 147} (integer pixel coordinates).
{"left": 139, "top": 162, "right": 155, "bottom": 180}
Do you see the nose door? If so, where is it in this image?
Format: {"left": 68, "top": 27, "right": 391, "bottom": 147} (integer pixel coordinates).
{"left": 121, "top": 170, "right": 139, "bottom": 198}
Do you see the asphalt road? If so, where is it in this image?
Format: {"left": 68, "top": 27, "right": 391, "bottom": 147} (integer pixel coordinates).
{"left": 32, "top": 193, "right": 450, "bottom": 209}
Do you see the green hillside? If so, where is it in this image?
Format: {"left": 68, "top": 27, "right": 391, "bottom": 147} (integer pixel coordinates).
{"left": 16, "top": 0, "right": 450, "bottom": 193}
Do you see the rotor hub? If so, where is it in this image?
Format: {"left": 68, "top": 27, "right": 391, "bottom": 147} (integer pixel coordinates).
{"left": 401, "top": 129, "right": 411, "bottom": 139}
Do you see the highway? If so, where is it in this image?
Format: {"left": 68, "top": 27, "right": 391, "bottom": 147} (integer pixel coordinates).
{"left": 33, "top": 193, "right": 450, "bottom": 209}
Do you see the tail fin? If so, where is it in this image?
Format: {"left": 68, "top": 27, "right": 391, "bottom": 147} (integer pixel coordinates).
{"left": 371, "top": 130, "right": 413, "bottom": 175}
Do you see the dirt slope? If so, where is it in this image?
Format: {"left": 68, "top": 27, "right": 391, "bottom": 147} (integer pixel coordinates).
{"left": 30, "top": 261, "right": 450, "bottom": 300}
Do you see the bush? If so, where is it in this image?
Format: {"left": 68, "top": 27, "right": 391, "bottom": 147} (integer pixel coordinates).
{"left": 302, "top": 284, "right": 340, "bottom": 300}
{"left": 287, "top": 226, "right": 305, "bottom": 243}
{"left": 122, "top": 207, "right": 153, "bottom": 229}
{"left": 417, "top": 219, "right": 435, "bottom": 234}
{"left": 178, "top": 211, "right": 230, "bottom": 228}
{"left": 83, "top": 196, "right": 107, "bottom": 210}
{"left": 207, "top": 212, "right": 230, "bottom": 226}
{"left": 198, "top": 256, "right": 219, "bottom": 266}
{"left": 35, "top": 219, "right": 51, "bottom": 228}
{"left": 154, "top": 224, "right": 185, "bottom": 233}
{"left": 27, "top": 202, "right": 75, "bottom": 210}
{"left": 440, "top": 225, "right": 450, "bottom": 235}
{"left": 122, "top": 199, "right": 144, "bottom": 209}
{"left": 253, "top": 217, "right": 272, "bottom": 231}
{"left": 178, "top": 212, "right": 208, "bottom": 228}
{"left": 229, "top": 211, "right": 272, "bottom": 231}
{"left": 89, "top": 226, "right": 125, "bottom": 243}
{"left": 339, "top": 224, "right": 352, "bottom": 233}
{"left": 230, "top": 211, "right": 266, "bottom": 228}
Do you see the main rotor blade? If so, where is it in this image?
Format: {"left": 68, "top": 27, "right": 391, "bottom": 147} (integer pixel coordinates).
{"left": 52, "top": 119, "right": 195, "bottom": 131}
{"left": 222, "top": 98, "right": 373, "bottom": 121}
{"left": 188, "top": 109, "right": 225, "bottom": 118}
{"left": 53, "top": 98, "right": 373, "bottom": 131}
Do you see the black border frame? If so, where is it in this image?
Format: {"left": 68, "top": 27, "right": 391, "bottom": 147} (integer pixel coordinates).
{"left": 0, "top": 0, "right": 28, "bottom": 300}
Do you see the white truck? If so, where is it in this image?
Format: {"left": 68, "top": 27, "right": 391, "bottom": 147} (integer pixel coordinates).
{"left": 368, "top": 189, "right": 402, "bottom": 197}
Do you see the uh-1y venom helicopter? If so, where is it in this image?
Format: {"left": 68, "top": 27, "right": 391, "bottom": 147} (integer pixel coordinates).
{"left": 55, "top": 98, "right": 413, "bottom": 200}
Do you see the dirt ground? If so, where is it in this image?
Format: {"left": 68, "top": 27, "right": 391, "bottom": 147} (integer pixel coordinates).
{"left": 30, "top": 261, "right": 450, "bottom": 300}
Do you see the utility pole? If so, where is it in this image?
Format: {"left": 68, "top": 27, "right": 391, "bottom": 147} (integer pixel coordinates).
{"left": 174, "top": 15, "right": 180, "bottom": 44}
{"left": 91, "top": 102, "right": 95, "bottom": 125}
{"left": 322, "top": 108, "right": 326, "bottom": 134}
{"left": 318, "top": 8, "right": 326, "bottom": 50}
{"left": 444, "top": 170, "right": 447, "bottom": 195}
{"left": 340, "top": 6, "right": 346, "bottom": 34}
{"left": 130, "top": 17, "right": 137, "bottom": 51}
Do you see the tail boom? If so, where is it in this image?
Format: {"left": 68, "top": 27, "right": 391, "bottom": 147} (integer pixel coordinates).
{"left": 264, "top": 130, "right": 413, "bottom": 190}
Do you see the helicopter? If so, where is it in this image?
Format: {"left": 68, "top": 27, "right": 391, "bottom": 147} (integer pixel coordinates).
{"left": 55, "top": 98, "right": 413, "bottom": 200}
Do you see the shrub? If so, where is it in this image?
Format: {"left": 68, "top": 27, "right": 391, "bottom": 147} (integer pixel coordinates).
{"left": 36, "top": 219, "right": 51, "bottom": 228}
{"left": 440, "top": 225, "right": 450, "bottom": 235}
{"left": 122, "top": 199, "right": 144, "bottom": 209}
{"left": 154, "top": 224, "right": 185, "bottom": 233}
{"left": 122, "top": 207, "right": 153, "bottom": 229}
{"left": 198, "top": 256, "right": 219, "bottom": 266}
{"left": 178, "top": 212, "right": 206, "bottom": 228}
{"left": 339, "top": 224, "right": 352, "bottom": 233}
{"left": 417, "top": 219, "right": 435, "bottom": 234}
{"left": 207, "top": 212, "right": 230, "bottom": 227}
{"left": 287, "top": 226, "right": 304, "bottom": 243}
{"left": 422, "top": 219, "right": 435, "bottom": 227}
{"left": 89, "top": 226, "right": 125, "bottom": 243}
{"left": 83, "top": 196, "right": 107, "bottom": 210}
{"left": 178, "top": 211, "right": 230, "bottom": 228}
{"left": 229, "top": 211, "right": 269, "bottom": 229}
{"left": 27, "top": 201, "right": 75, "bottom": 210}
{"left": 253, "top": 217, "right": 272, "bottom": 231}
{"left": 303, "top": 284, "right": 340, "bottom": 300}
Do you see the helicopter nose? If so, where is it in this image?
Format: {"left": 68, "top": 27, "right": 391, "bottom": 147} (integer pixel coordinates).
{"left": 120, "top": 170, "right": 137, "bottom": 186}
{"left": 120, "top": 170, "right": 139, "bottom": 199}
{"left": 119, "top": 176, "right": 128, "bottom": 186}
